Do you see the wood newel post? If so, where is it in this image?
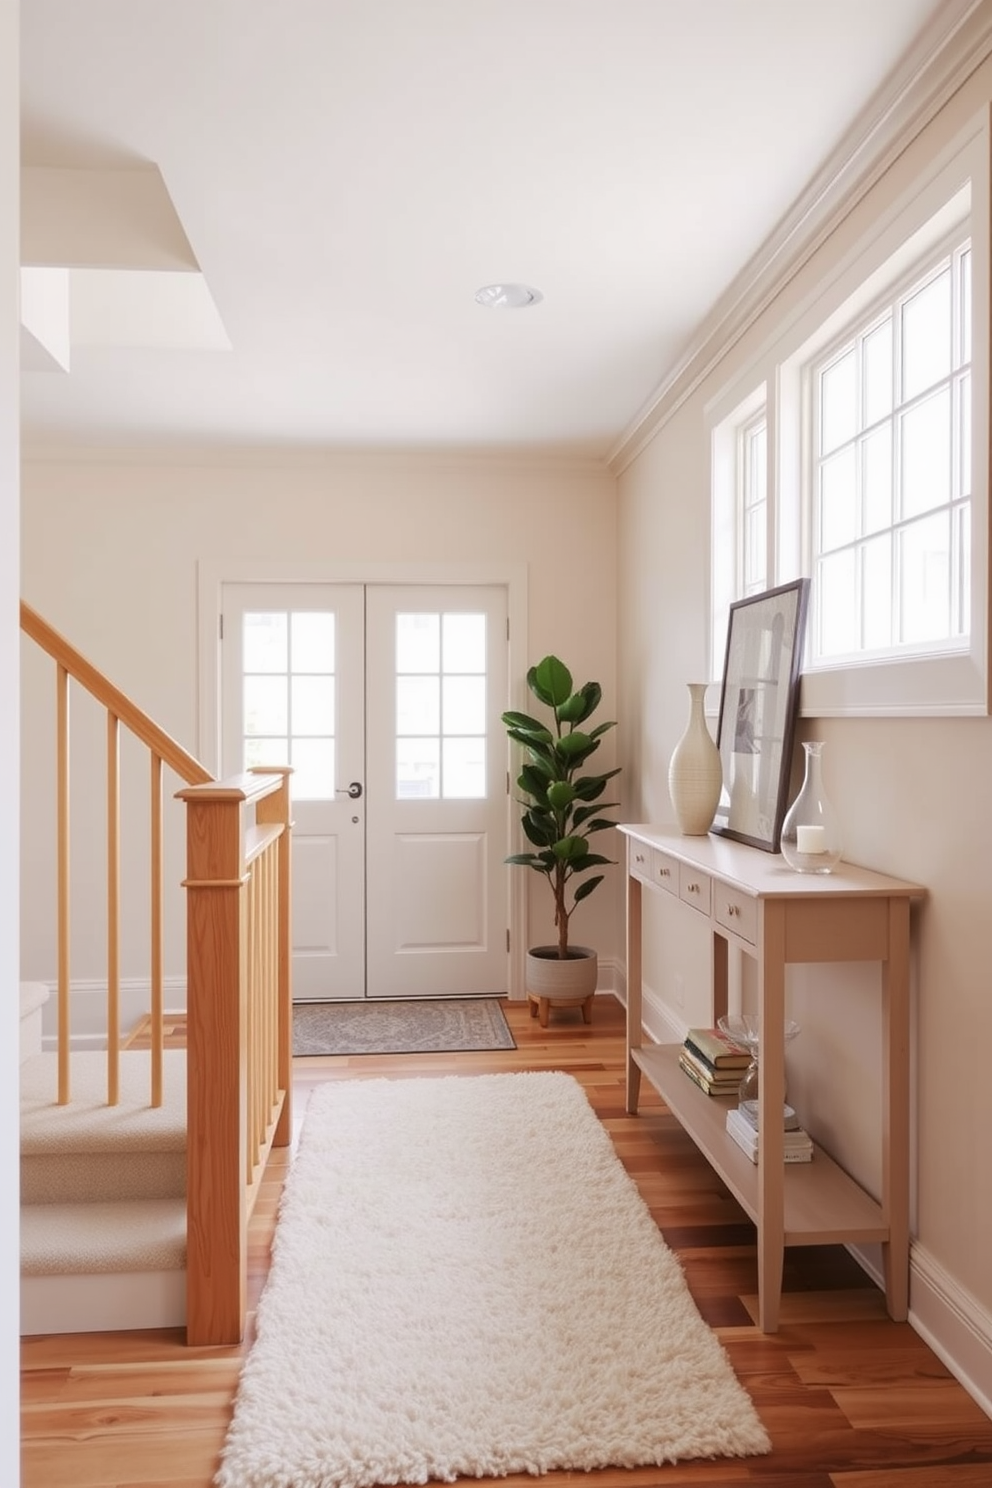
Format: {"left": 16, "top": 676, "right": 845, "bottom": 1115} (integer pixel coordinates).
{"left": 252, "top": 767, "right": 293, "bottom": 1148}
{"left": 177, "top": 780, "right": 249, "bottom": 1347}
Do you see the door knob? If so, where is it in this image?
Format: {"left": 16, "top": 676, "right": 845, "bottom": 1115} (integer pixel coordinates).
{"left": 336, "top": 781, "right": 363, "bottom": 799}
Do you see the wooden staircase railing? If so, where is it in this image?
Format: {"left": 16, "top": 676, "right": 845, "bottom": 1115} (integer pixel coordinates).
{"left": 20, "top": 600, "right": 213, "bottom": 1107}
{"left": 176, "top": 768, "right": 293, "bottom": 1345}
{"left": 21, "top": 601, "right": 293, "bottom": 1346}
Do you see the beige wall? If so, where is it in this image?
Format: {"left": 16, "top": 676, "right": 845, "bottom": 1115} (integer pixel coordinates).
{"left": 616, "top": 39, "right": 992, "bottom": 1402}
{"left": 19, "top": 455, "right": 620, "bottom": 995}
{"left": 3, "top": 0, "right": 21, "bottom": 1470}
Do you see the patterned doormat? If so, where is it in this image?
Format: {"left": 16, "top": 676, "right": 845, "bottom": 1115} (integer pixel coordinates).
{"left": 292, "top": 997, "right": 516, "bottom": 1056}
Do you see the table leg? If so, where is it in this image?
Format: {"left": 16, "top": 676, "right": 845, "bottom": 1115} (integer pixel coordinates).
{"left": 626, "top": 870, "right": 643, "bottom": 1114}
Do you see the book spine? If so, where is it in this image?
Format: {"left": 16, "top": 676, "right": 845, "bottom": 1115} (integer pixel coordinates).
{"left": 679, "top": 1055, "right": 735, "bottom": 1097}
{"left": 684, "top": 1032, "right": 750, "bottom": 1069}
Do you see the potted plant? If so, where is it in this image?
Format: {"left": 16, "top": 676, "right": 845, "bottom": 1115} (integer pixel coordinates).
{"left": 502, "top": 655, "right": 620, "bottom": 1022}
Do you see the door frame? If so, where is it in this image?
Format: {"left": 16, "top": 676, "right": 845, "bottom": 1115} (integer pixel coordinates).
{"left": 196, "top": 557, "right": 530, "bottom": 999}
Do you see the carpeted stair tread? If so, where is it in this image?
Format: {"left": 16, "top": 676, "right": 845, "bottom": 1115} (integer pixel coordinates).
{"left": 21, "top": 1197, "right": 187, "bottom": 1275}
{"left": 20, "top": 1050, "right": 187, "bottom": 1156}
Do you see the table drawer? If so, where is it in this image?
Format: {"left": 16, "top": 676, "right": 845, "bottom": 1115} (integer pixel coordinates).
{"left": 650, "top": 848, "right": 679, "bottom": 895}
{"left": 678, "top": 863, "right": 711, "bottom": 916}
{"left": 713, "top": 882, "right": 757, "bottom": 944}
{"left": 628, "top": 842, "right": 652, "bottom": 882}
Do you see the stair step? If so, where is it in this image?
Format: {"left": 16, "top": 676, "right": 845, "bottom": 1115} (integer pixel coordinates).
{"left": 20, "top": 1197, "right": 187, "bottom": 1335}
{"left": 21, "top": 1197, "right": 186, "bottom": 1275}
{"left": 21, "top": 1049, "right": 187, "bottom": 1203}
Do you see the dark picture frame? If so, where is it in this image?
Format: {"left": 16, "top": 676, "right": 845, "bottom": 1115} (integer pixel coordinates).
{"left": 712, "top": 578, "right": 810, "bottom": 853}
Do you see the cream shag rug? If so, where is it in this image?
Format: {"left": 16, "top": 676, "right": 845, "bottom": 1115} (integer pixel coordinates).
{"left": 216, "top": 1072, "right": 770, "bottom": 1488}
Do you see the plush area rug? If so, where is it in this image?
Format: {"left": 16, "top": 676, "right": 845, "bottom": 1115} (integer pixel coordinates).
{"left": 216, "top": 1071, "right": 770, "bottom": 1488}
{"left": 292, "top": 997, "right": 515, "bottom": 1056}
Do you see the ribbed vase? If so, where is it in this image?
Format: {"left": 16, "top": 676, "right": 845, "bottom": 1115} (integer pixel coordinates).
{"left": 668, "top": 682, "right": 723, "bottom": 835}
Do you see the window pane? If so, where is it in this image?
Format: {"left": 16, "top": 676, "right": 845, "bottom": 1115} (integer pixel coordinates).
{"left": 291, "top": 738, "right": 335, "bottom": 800}
{"left": 820, "top": 348, "right": 857, "bottom": 454}
{"left": 960, "top": 249, "right": 972, "bottom": 364}
{"left": 244, "top": 675, "right": 287, "bottom": 736}
{"left": 442, "top": 613, "right": 486, "bottom": 673}
{"left": 443, "top": 675, "right": 485, "bottom": 734}
{"left": 243, "top": 612, "right": 287, "bottom": 673}
{"left": 291, "top": 676, "right": 334, "bottom": 735}
{"left": 397, "top": 738, "right": 440, "bottom": 799}
{"left": 820, "top": 446, "right": 857, "bottom": 552}
{"left": 862, "top": 426, "right": 892, "bottom": 535}
{"left": 443, "top": 738, "right": 486, "bottom": 799}
{"left": 744, "top": 504, "right": 765, "bottom": 590}
{"left": 902, "top": 268, "right": 951, "bottom": 401}
{"left": 397, "top": 675, "right": 439, "bottom": 734}
{"left": 958, "top": 370, "right": 971, "bottom": 499}
{"left": 863, "top": 317, "right": 893, "bottom": 425}
{"left": 901, "top": 388, "right": 950, "bottom": 519}
{"left": 245, "top": 736, "right": 288, "bottom": 770}
{"left": 817, "top": 550, "right": 858, "bottom": 657}
{"left": 397, "top": 613, "right": 439, "bottom": 673}
{"left": 862, "top": 534, "right": 892, "bottom": 651}
{"left": 900, "top": 511, "right": 950, "bottom": 644}
{"left": 290, "top": 612, "right": 334, "bottom": 673}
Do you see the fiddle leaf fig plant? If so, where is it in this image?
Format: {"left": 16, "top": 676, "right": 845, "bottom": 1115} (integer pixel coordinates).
{"left": 502, "top": 654, "right": 620, "bottom": 959}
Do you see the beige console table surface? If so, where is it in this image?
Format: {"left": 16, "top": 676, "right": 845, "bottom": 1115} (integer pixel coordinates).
{"left": 620, "top": 823, "right": 925, "bottom": 1333}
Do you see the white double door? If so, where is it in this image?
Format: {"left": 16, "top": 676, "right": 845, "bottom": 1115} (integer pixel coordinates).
{"left": 221, "top": 581, "right": 509, "bottom": 1001}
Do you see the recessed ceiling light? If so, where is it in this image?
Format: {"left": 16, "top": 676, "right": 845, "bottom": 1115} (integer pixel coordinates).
{"left": 474, "top": 283, "right": 543, "bottom": 309}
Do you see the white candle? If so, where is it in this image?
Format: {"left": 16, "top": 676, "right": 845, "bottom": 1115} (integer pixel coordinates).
{"left": 796, "top": 824, "right": 827, "bottom": 854}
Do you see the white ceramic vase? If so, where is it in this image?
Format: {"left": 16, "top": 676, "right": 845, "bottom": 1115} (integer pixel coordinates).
{"left": 668, "top": 682, "right": 723, "bottom": 835}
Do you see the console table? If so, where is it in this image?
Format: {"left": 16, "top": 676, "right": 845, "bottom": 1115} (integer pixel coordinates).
{"left": 620, "top": 824, "right": 925, "bottom": 1333}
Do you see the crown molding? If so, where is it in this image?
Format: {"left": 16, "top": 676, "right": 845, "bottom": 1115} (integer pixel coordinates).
{"left": 608, "top": 0, "right": 992, "bottom": 475}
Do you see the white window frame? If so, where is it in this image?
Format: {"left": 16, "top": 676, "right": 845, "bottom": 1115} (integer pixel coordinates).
{"left": 708, "top": 115, "right": 989, "bottom": 717}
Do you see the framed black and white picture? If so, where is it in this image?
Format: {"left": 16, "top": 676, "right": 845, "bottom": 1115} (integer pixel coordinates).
{"left": 712, "top": 578, "right": 810, "bottom": 853}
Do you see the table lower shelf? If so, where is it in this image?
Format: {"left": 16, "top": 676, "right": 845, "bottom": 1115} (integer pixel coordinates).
{"left": 630, "top": 1042, "right": 889, "bottom": 1247}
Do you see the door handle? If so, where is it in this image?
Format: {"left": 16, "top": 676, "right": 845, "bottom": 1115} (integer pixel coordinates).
{"left": 336, "top": 781, "right": 363, "bottom": 799}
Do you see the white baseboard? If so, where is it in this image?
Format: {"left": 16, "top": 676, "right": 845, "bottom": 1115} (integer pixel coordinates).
{"left": 36, "top": 976, "right": 187, "bottom": 1049}
{"left": 21, "top": 1268, "right": 186, "bottom": 1335}
{"left": 909, "top": 1243, "right": 992, "bottom": 1419}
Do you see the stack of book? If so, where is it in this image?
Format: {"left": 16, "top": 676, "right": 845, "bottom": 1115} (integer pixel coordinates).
{"left": 678, "top": 1026, "right": 751, "bottom": 1097}
{"left": 726, "top": 1105, "right": 814, "bottom": 1163}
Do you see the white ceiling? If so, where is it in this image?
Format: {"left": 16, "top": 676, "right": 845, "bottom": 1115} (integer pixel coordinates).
{"left": 19, "top": 0, "right": 968, "bottom": 461}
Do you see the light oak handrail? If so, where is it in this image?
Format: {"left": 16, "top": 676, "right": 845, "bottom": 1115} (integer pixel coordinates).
{"left": 177, "top": 766, "right": 293, "bottom": 1346}
{"left": 21, "top": 602, "right": 212, "bottom": 788}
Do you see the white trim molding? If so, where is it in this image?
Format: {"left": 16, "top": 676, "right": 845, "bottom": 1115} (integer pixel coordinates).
{"left": 36, "top": 976, "right": 187, "bottom": 1051}
{"left": 910, "top": 1241, "right": 992, "bottom": 1419}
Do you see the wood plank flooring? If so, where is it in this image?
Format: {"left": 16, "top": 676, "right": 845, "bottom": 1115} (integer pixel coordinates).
{"left": 21, "top": 995, "right": 992, "bottom": 1487}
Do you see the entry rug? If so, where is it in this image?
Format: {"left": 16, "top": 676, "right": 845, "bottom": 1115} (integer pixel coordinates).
{"left": 292, "top": 997, "right": 515, "bottom": 1056}
{"left": 215, "top": 1072, "right": 770, "bottom": 1488}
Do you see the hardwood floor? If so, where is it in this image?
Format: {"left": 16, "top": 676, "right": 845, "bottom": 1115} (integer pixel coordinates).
{"left": 21, "top": 996, "right": 992, "bottom": 1487}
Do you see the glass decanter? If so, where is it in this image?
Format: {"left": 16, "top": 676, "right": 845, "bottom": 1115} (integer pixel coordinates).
{"left": 718, "top": 1012, "right": 801, "bottom": 1121}
{"left": 780, "top": 740, "right": 843, "bottom": 873}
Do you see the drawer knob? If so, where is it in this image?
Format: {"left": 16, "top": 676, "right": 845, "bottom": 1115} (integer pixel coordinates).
{"left": 727, "top": 903, "right": 739, "bottom": 917}
{"left": 658, "top": 867, "right": 670, "bottom": 877}
{"left": 688, "top": 881, "right": 699, "bottom": 893}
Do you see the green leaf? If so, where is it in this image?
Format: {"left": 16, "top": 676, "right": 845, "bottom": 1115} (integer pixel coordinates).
{"left": 588, "top": 719, "right": 617, "bottom": 741}
{"left": 572, "top": 681, "right": 602, "bottom": 724}
{"left": 529, "top": 655, "right": 573, "bottom": 707}
{"left": 546, "top": 780, "right": 575, "bottom": 811}
{"left": 521, "top": 811, "right": 557, "bottom": 847}
{"left": 572, "top": 768, "right": 621, "bottom": 801}
{"left": 552, "top": 835, "right": 590, "bottom": 862}
{"left": 578, "top": 816, "right": 619, "bottom": 835}
{"left": 556, "top": 730, "right": 593, "bottom": 758}
{"left": 501, "top": 711, "right": 553, "bottom": 743}
{"left": 555, "top": 691, "right": 588, "bottom": 723}
{"left": 572, "top": 874, "right": 604, "bottom": 903}
{"left": 570, "top": 852, "right": 614, "bottom": 870}
{"left": 571, "top": 802, "right": 618, "bottom": 828}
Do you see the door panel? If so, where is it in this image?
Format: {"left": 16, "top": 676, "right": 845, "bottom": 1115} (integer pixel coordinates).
{"left": 364, "top": 585, "right": 508, "bottom": 997}
{"left": 221, "top": 582, "right": 365, "bottom": 1000}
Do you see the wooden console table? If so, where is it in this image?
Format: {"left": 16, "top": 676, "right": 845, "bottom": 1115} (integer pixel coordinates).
{"left": 620, "top": 824, "right": 925, "bottom": 1333}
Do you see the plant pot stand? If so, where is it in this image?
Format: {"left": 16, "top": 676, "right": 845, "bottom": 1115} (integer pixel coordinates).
{"left": 527, "top": 991, "right": 594, "bottom": 1028}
